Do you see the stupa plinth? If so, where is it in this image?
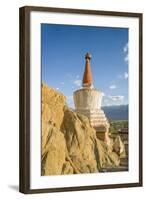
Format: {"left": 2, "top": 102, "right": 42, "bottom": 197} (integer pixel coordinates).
{"left": 73, "top": 53, "right": 110, "bottom": 144}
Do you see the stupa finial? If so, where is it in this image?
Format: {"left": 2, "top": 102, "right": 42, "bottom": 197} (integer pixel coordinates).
{"left": 85, "top": 52, "right": 92, "bottom": 60}
{"left": 82, "top": 52, "right": 93, "bottom": 88}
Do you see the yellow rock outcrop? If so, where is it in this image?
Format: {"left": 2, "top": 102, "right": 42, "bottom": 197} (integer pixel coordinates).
{"left": 42, "top": 83, "right": 66, "bottom": 128}
{"left": 41, "top": 83, "right": 121, "bottom": 176}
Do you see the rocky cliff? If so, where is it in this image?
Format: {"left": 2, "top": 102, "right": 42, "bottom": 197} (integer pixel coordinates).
{"left": 41, "top": 83, "right": 123, "bottom": 176}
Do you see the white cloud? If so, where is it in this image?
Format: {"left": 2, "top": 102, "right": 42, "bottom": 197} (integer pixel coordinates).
{"left": 124, "top": 54, "right": 129, "bottom": 63}
{"left": 60, "top": 82, "right": 64, "bottom": 85}
{"left": 109, "top": 85, "right": 116, "bottom": 89}
{"left": 123, "top": 43, "right": 128, "bottom": 53}
{"left": 109, "top": 95, "right": 124, "bottom": 101}
{"left": 102, "top": 92, "right": 105, "bottom": 96}
{"left": 102, "top": 95, "right": 124, "bottom": 106}
{"left": 73, "top": 79, "right": 82, "bottom": 87}
{"left": 56, "top": 87, "right": 59, "bottom": 90}
{"left": 67, "top": 74, "right": 81, "bottom": 87}
{"left": 124, "top": 72, "right": 128, "bottom": 79}
{"left": 118, "top": 72, "right": 128, "bottom": 80}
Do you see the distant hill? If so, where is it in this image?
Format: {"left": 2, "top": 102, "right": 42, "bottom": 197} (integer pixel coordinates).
{"left": 102, "top": 105, "right": 128, "bottom": 121}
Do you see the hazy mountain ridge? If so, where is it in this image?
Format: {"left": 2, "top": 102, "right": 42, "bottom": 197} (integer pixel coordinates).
{"left": 102, "top": 105, "right": 128, "bottom": 121}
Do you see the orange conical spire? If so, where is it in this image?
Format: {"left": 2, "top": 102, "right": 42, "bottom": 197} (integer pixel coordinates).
{"left": 82, "top": 53, "right": 93, "bottom": 88}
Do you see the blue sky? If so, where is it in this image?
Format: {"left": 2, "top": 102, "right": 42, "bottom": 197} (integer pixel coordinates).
{"left": 41, "top": 23, "right": 128, "bottom": 108}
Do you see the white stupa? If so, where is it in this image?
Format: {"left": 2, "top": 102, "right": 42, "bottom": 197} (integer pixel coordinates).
{"left": 73, "top": 53, "right": 110, "bottom": 143}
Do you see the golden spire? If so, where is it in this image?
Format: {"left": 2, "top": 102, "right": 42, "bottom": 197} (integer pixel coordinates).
{"left": 82, "top": 53, "right": 93, "bottom": 88}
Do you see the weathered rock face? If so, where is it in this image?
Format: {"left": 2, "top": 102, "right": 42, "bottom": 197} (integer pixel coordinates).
{"left": 42, "top": 122, "right": 66, "bottom": 175}
{"left": 61, "top": 108, "right": 120, "bottom": 173}
{"left": 113, "top": 135, "right": 126, "bottom": 158}
{"left": 61, "top": 108, "right": 98, "bottom": 173}
{"left": 42, "top": 83, "right": 66, "bottom": 128}
{"left": 41, "top": 84, "right": 122, "bottom": 176}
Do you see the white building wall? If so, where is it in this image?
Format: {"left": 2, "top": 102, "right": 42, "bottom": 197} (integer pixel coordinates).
{"left": 73, "top": 88, "right": 102, "bottom": 110}
{"left": 73, "top": 88, "right": 109, "bottom": 130}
